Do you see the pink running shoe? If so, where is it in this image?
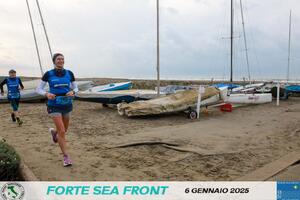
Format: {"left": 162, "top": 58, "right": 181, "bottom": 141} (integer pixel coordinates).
{"left": 63, "top": 155, "right": 72, "bottom": 167}
{"left": 49, "top": 128, "right": 58, "bottom": 143}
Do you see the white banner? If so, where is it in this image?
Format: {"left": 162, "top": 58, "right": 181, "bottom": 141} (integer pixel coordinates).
{"left": 0, "top": 182, "right": 278, "bottom": 200}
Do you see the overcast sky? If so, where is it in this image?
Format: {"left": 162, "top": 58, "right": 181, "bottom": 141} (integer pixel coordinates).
{"left": 0, "top": 0, "right": 299, "bottom": 80}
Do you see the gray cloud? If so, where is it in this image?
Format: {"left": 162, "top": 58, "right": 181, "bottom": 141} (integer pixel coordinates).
{"left": 0, "top": 0, "right": 299, "bottom": 80}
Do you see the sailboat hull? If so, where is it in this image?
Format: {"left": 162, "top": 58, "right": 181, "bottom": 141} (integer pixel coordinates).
{"left": 286, "top": 85, "right": 300, "bottom": 93}
{"left": 88, "top": 81, "right": 132, "bottom": 92}
{"left": 75, "top": 90, "right": 160, "bottom": 104}
{"left": 226, "top": 93, "right": 272, "bottom": 104}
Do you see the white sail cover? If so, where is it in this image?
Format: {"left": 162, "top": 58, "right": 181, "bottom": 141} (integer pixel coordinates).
{"left": 117, "top": 87, "right": 225, "bottom": 117}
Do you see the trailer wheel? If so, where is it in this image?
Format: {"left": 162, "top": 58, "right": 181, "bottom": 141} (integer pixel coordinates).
{"left": 271, "top": 87, "right": 286, "bottom": 98}
{"left": 188, "top": 110, "right": 198, "bottom": 120}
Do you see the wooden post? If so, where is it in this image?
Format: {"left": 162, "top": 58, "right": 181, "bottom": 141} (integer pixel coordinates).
{"left": 197, "top": 86, "right": 204, "bottom": 119}
{"left": 277, "top": 82, "right": 280, "bottom": 106}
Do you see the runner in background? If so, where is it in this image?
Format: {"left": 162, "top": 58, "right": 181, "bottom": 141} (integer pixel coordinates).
{"left": 0, "top": 69, "right": 24, "bottom": 126}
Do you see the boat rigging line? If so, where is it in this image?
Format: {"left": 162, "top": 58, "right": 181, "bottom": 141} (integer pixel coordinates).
{"left": 36, "top": 0, "right": 53, "bottom": 58}
{"left": 25, "top": 0, "right": 44, "bottom": 76}
{"left": 230, "top": 0, "right": 234, "bottom": 82}
{"left": 287, "top": 10, "right": 292, "bottom": 82}
{"left": 239, "top": 0, "right": 251, "bottom": 83}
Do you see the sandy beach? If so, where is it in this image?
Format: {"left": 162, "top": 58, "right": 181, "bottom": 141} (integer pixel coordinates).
{"left": 0, "top": 87, "right": 299, "bottom": 181}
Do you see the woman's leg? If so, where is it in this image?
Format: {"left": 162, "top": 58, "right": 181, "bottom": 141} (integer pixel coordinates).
{"left": 62, "top": 115, "right": 70, "bottom": 133}
{"left": 14, "top": 99, "right": 20, "bottom": 118}
{"left": 52, "top": 116, "right": 68, "bottom": 156}
{"left": 10, "top": 100, "right": 15, "bottom": 119}
{"left": 14, "top": 99, "right": 23, "bottom": 125}
{"left": 10, "top": 99, "right": 22, "bottom": 124}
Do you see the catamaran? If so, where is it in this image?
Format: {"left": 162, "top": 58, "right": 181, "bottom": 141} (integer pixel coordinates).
{"left": 223, "top": 0, "right": 272, "bottom": 104}
{"left": 270, "top": 10, "right": 300, "bottom": 99}
{"left": 283, "top": 10, "right": 300, "bottom": 98}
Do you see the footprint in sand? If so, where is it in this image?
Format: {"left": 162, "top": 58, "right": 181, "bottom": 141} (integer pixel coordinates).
{"left": 34, "top": 146, "right": 41, "bottom": 151}
{"left": 91, "top": 164, "right": 99, "bottom": 169}
{"left": 109, "top": 163, "right": 117, "bottom": 168}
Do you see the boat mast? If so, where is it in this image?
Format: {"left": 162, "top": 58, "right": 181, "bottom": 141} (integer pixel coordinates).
{"left": 25, "top": 0, "right": 44, "bottom": 76}
{"left": 287, "top": 10, "right": 292, "bottom": 82}
{"left": 156, "top": 0, "right": 160, "bottom": 95}
{"left": 230, "top": 0, "right": 234, "bottom": 82}
{"left": 239, "top": 0, "right": 251, "bottom": 83}
{"left": 36, "top": 0, "right": 53, "bottom": 58}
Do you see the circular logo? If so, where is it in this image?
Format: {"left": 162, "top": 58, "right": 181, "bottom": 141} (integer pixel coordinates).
{"left": 1, "top": 183, "right": 25, "bottom": 200}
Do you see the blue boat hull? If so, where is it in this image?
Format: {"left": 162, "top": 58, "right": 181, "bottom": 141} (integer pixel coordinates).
{"left": 213, "top": 83, "right": 241, "bottom": 90}
{"left": 101, "top": 82, "right": 132, "bottom": 91}
{"left": 271, "top": 85, "right": 300, "bottom": 99}
{"left": 286, "top": 85, "right": 300, "bottom": 93}
{"left": 90, "top": 82, "right": 132, "bottom": 92}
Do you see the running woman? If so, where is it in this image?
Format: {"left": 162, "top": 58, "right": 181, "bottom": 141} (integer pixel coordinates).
{"left": 36, "top": 53, "right": 78, "bottom": 167}
{"left": 0, "top": 69, "right": 24, "bottom": 126}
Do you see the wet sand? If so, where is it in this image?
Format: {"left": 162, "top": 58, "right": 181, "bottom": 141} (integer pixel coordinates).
{"left": 0, "top": 97, "right": 299, "bottom": 181}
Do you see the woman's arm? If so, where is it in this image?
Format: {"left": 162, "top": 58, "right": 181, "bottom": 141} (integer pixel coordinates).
{"left": 70, "top": 81, "right": 79, "bottom": 93}
{"left": 36, "top": 81, "right": 47, "bottom": 96}
{"left": 68, "top": 70, "right": 78, "bottom": 94}
{"left": 36, "top": 81, "right": 56, "bottom": 99}
{"left": 18, "top": 78, "right": 24, "bottom": 89}
{"left": 0, "top": 79, "right": 7, "bottom": 94}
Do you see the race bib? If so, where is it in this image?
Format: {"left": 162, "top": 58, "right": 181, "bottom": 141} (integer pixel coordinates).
{"left": 55, "top": 96, "right": 73, "bottom": 105}
{"left": 8, "top": 93, "right": 20, "bottom": 99}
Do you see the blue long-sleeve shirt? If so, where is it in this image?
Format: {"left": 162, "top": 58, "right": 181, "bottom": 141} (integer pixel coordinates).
{"left": 0, "top": 77, "right": 24, "bottom": 93}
